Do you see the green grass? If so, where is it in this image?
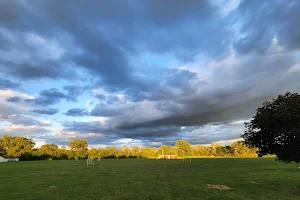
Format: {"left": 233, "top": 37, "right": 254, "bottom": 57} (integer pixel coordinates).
{"left": 0, "top": 158, "right": 300, "bottom": 200}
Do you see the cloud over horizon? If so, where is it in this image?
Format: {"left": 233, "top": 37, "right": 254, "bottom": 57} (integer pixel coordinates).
{"left": 0, "top": 0, "right": 300, "bottom": 147}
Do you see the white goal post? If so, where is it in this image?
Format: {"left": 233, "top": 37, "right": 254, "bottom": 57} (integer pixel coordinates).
{"left": 87, "top": 156, "right": 93, "bottom": 166}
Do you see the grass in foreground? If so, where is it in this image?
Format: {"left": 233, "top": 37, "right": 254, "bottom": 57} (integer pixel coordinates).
{"left": 0, "top": 158, "right": 300, "bottom": 200}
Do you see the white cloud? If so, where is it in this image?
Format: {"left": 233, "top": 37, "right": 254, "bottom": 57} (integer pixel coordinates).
{"left": 182, "top": 122, "right": 246, "bottom": 145}
{"left": 230, "top": 119, "right": 249, "bottom": 125}
{"left": 212, "top": 0, "right": 240, "bottom": 17}
{"left": 208, "top": 138, "right": 243, "bottom": 146}
{"left": 0, "top": 124, "right": 49, "bottom": 137}
{"left": 112, "top": 138, "right": 143, "bottom": 148}
{"left": 0, "top": 89, "right": 33, "bottom": 101}
{"left": 49, "top": 129, "right": 105, "bottom": 142}
{"left": 38, "top": 120, "right": 52, "bottom": 126}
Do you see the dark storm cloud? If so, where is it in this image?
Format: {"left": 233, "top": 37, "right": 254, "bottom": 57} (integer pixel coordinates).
{"left": 31, "top": 108, "right": 59, "bottom": 115}
{"left": 12, "top": 63, "right": 75, "bottom": 80}
{"left": 235, "top": 0, "right": 300, "bottom": 54}
{"left": 63, "top": 120, "right": 181, "bottom": 145}
{"left": 64, "top": 108, "right": 89, "bottom": 117}
{"left": 84, "top": 48, "right": 300, "bottom": 143}
{"left": 111, "top": 90, "right": 260, "bottom": 130}
{"left": 117, "top": 126, "right": 181, "bottom": 139}
{"left": 1, "top": 0, "right": 300, "bottom": 145}
{"left": 6, "top": 96, "right": 22, "bottom": 102}
{"left": 0, "top": 0, "right": 230, "bottom": 88}
{"left": 0, "top": 44, "right": 77, "bottom": 81}
{"left": 25, "top": 88, "right": 80, "bottom": 106}
{"left": 63, "top": 121, "right": 107, "bottom": 135}
{"left": 0, "top": 0, "right": 24, "bottom": 23}
{"left": 62, "top": 120, "right": 242, "bottom": 146}
{"left": 90, "top": 102, "right": 125, "bottom": 117}
{"left": 0, "top": 0, "right": 298, "bottom": 84}
{"left": 0, "top": 78, "right": 19, "bottom": 89}
{"left": 141, "top": 54, "right": 296, "bottom": 128}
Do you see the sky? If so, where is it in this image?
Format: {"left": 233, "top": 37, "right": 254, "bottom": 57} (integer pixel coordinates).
{"left": 1, "top": 0, "right": 300, "bottom": 148}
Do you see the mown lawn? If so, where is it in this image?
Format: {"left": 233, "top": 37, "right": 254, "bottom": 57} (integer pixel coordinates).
{"left": 0, "top": 158, "right": 299, "bottom": 200}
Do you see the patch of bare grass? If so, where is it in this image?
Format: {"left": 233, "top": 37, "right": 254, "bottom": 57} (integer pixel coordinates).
{"left": 249, "top": 181, "right": 260, "bottom": 184}
{"left": 207, "top": 184, "right": 231, "bottom": 190}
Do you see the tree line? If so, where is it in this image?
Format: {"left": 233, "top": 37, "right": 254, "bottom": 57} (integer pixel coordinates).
{"left": 0, "top": 135, "right": 257, "bottom": 160}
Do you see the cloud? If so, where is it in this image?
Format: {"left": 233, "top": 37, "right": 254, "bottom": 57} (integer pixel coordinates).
{"left": 235, "top": 0, "right": 300, "bottom": 54}
{"left": 0, "top": 89, "right": 53, "bottom": 127}
{"left": 0, "top": 89, "right": 33, "bottom": 100}
{"left": 0, "top": 0, "right": 300, "bottom": 146}
{"left": 37, "top": 129, "right": 105, "bottom": 146}
{"left": 6, "top": 96, "right": 22, "bottom": 102}
{"left": 62, "top": 120, "right": 182, "bottom": 146}
{"left": 0, "top": 78, "right": 19, "bottom": 89}
{"left": 180, "top": 120, "right": 246, "bottom": 144}
{"left": 25, "top": 88, "right": 79, "bottom": 106}
{"left": 0, "top": 0, "right": 230, "bottom": 88}
{"left": 63, "top": 86, "right": 85, "bottom": 101}
{"left": 31, "top": 108, "right": 59, "bottom": 115}
{"left": 0, "top": 114, "right": 52, "bottom": 127}
{"left": 0, "top": 103, "right": 21, "bottom": 121}
{"left": 78, "top": 45, "right": 300, "bottom": 145}
{"left": 0, "top": 124, "right": 49, "bottom": 137}
{"left": 64, "top": 108, "right": 89, "bottom": 117}
{"left": 62, "top": 119, "right": 247, "bottom": 146}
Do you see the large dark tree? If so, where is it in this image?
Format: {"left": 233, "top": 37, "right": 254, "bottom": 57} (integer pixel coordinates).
{"left": 242, "top": 92, "right": 300, "bottom": 168}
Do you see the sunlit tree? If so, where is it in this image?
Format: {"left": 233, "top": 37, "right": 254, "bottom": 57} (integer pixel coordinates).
{"left": 0, "top": 135, "right": 35, "bottom": 157}
{"left": 175, "top": 140, "right": 192, "bottom": 160}
{"left": 68, "top": 140, "right": 88, "bottom": 159}
{"left": 39, "top": 143, "right": 59, "bottom": 159}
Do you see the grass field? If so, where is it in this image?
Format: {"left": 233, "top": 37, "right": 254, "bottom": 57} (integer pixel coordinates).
{"left": 1, "top": 158, "right": 300, "bottom": 200}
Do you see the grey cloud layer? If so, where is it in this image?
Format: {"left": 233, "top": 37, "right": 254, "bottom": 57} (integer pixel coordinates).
{"left": 0, "top": 78, "right": 19, "bottom": 89}
{"left": 65, "top": 108, "right": 89, "bottom": 117}
{"left": 235, "top": 0, "right": 300, "bottom": 54}
{"left": 0, "top": 0, "right": 228, "bottom": 86}
{"left": 0, "top": 102, "right": 51, "bottom": 127}
{"left": 0, "top": 0, "right": 300, "bottom": 145}
{"left": 6, "top": 96, "right": 22, "bottom": 102}
{"left": 24, "top": 88, "right": 81, "bottom": 106}
{"left": 32, "top": 108, "right": 59, "bottom": 115}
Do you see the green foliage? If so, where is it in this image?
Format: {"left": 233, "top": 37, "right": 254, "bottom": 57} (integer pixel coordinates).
{"left": 231, "top": 141, "right": 257, "bottom": 156}
{"left": 68, "top": 139, "right": 88, "bottom": 159}
{"left": 131, "top": 146, "right": 142, "bottom": 158}
{"left": 158, "top": 145, "right": 176, "bottom": 155}
{"left": 122, "top": 145, "right": 131, "bottom": 158}
{"left": 242, "top": 92, "right": 300, "bottom": 164}
{"left": 0, "top": 135, "right": 35, "bottom": 157}
{"left": 175, "top": 140, "right": 192, "bottom": 157}
{"left": 192, "top": 145, "right": 210, "bottom": 156}
{"left": 105, "top": 146, "right": 119, "bottom": 158}
{"left": 0, "top": 135, "right": 258, "bottom": 160}
{"left": 87, "top": 148, "right": 98, "bottom": 159}
{"left": 210, "top": 143, "right": 222, "bottom": 156}
{"left": 38, "top": 143, "right": 59, "bottom": 159}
